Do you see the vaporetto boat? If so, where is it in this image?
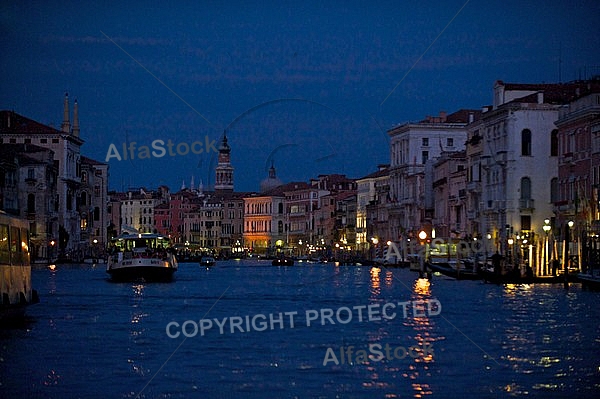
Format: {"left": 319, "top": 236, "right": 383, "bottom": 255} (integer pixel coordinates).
{"left": 106, "top": 233, "right": 178, "bottom": 282}
{"left": 0, "top": 211, "right": 39, "bottom": 322}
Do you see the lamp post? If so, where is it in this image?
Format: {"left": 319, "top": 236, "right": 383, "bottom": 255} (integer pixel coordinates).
{"left": 542, "top": 219, "right": 551, "bottom": 276}
{"left": 92, "top": 238, "right": 98, "bottom": 261}
{"left": 49, "top": 239, "right": 56, "bottom": 264}
{"left": 418, "top": 229, "right": 428, "bottom": 269}
{"left": 508, "top": 237, "right": 514, "bottom": 264}
{"left": 565, "top": 220, "right": 574, "bottom": 289}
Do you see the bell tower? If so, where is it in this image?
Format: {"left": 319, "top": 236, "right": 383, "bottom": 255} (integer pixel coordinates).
{"left": 215, "top": 132, "right": 234, "bottom": 191}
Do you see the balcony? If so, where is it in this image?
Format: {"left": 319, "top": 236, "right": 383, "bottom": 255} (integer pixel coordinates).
{"left": 519, "top": 198, "right": 535, "bottom": 210}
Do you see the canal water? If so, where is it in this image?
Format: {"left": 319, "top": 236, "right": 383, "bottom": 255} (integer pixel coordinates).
{"left": 1, "top": 260, "right": 599, "bottom": 398}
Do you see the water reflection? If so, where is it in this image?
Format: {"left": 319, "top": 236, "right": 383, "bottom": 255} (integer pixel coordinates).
{"left": 128, "top": 283, "right": 150, "bottom": 377}
{"left": 402, "top": 278, "right": 439, "bottom": 397}
{"left": 370, "top": 266, "right": 381, "bottom": 295}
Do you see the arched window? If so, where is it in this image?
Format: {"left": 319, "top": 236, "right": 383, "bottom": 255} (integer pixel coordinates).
{"left": 278, "top": 220, "right": 283, "bottom": 233}
{"left": 278, "top": 203, "right": 283, "bottom": 214}
{"left": 522, "top": 129, "right": 532, "bottom": 156}
{"left": 520, "top": 177, "right": 531, "bottom": 199}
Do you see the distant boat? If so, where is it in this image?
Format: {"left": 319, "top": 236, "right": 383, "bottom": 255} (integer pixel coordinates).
{"left": 426, "top": 260, "right": 481, "bottom": 280}
{"left": 199, "top": 256, "right": 216, "bottom": 267}
{"left": 0, "top": 211, "right": 39, "bottom": 322}
{"left": 106, "top": 233, "right": 178, "bottom": 282}
{"left": 272, "top": 257, "right": 294, "bottom": 266}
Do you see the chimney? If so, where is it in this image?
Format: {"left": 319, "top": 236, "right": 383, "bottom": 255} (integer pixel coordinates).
{"left": 468, "top": 112, "right": 474, "bottom": 123}
{"left": 72, "top": 99, "right": 80, "bottom": 137}
{"left": 439, "top": 111, "right": 447, "bottom": 122}
{"left": 61, "top": 93, "right": 70, "bottom": 133}
{"left": 537, "top": 92, "right": 544, "bottom": 104}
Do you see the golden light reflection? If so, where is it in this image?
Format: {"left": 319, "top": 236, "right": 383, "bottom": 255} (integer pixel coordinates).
{"left": 400, "top": 276, "right": 439, "bottom": 398}
{"left": 132, "top": 283, "right": 145, "bottom": 296}
{"left": 370, "top": 266, "right": 381, "bottom": 294}
{"left": 48, "top": 264, "right": 56, "bottom": 271}
{"left": 414, "top": 278, "right": 430, "bottom": 296}
{"left": 503, "top": 283, "right": 532, "bottom": 297}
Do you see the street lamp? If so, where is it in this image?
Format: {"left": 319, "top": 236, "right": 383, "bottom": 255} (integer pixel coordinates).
{"left": 49, "top": 239, "right": 56, "bottom": 263}
{"left": 507, "top": 237, "right": 514, "bottom": 264}
{"left": 543, "top": 220, "right": 551, "bottom": 276}
{"left": 92, "top": 238, "right": 98, "bottom": 260}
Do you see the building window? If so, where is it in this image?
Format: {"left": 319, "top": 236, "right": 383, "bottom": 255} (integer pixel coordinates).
{"left": 52, "top": 138, "right": 59, "bottom": 144}
{"left": 520, "top": 177, "right": 531, "bottom": 199}
{"left": 24, "top": 138, "right": 31, "bottom": 144}
{"left": 422, "top": 151, "right": 429, "bottom": 164}
{"left": 447, "top": 137, "right": 454, "bottom": 147}
{"left": 40, "top": 138, "right": 47, "bottom": 144}
{"left": 422, "top": 138, "right": 429, "bottom": 146}
{"left": 27, "top": 168, "right": 35, "bottom": 179}
{"left": 27, "top": 194, "right": 35, "bottom": 213}
{"left": 550, "top": 178, "right": 559, "bottom": 203}
{"left": 94, "top": 207, "right": 100, "bottom": 221}
{"left": 521, "top": 129, "right": 532, "bottom": 156}
{"left": 550, "top": 129, "right": 558, "bottom": 156}
{"left": 82, "top": 172, "right": 88, "bottom": 183}
{"left": 521, "top": 215, "right": 531, "bottom": 231}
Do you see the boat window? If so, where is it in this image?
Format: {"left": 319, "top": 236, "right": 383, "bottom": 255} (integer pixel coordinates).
{"left": 10, "top": 226, "right": 20, "bottom": 253}
{"left": 21, "top": 227, "right": 30, "bottom": 264}
{"left": 0, "top": 224, "right": 9, "bottom": 264}
{"left": 10, "top": 226, "right": 22, "bottom": 265}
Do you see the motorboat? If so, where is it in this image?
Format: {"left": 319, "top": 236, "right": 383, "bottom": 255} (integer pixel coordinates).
{"left": 106, "top": 233, "right": 178, "bottom": 282}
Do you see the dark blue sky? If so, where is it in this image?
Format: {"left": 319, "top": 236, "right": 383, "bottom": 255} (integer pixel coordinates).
{"left": 2, "top": 1, "right": 599, "bottom": 192}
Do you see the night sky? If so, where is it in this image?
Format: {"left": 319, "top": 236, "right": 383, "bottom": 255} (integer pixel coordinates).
{"left": 2, "top": 1, "right": 599, "bottom": 192}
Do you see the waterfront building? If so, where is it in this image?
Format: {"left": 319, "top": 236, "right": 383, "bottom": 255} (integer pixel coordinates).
{"left": 154, "top": 188, "right": 193, "bottom": 243}
{"left": 184, "top": 196, "right": 223, "bottom": 250}
{"left": 107, "top": 191, "right": 126, "bottom": 239}
{"left": 470, "top": 80, "right": 600, "bottom": 267}
{"left": 80, "top": 156, "right": 108, "bottom": 258}
{"left": 0, "top": 144, "right": 58, "bottom": 262}
{"left": 387, "top": 110, "right": 478, "bottom": 242}
{"left": 0, "top": 95, "right": 106, "bottom": 261}
{"left": 243, "top": 185, "right": 288, "bottom": 255}
{"left": 355, "top": 165, "right": 389, "bottom": 254}
{"left": 365, "top": 171, "right": 392, "bottom": 258}
{"left": 313, "top": 175, "right": 357, "bottom": 251}
{"left": 119, "top": 187, "right": 168, "bottom": 234}
{"left": 211, "top": 191, "right": 247, "bottom": 256}
{"left": 464, "top": 107, "right": 489, "bottom": 239}
{"left": 554, "top": 88, "right": 600, "bottom": 271}
{"left": 333, "top": 191, "right": 357, "bottom": 254}
{"left": 431, "top": 151, "right": 468, "bottom": 240}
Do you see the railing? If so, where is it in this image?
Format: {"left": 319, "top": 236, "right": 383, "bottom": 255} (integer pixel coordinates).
{"left": 519, "top": 199, "right": 535, "bottom": 210}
